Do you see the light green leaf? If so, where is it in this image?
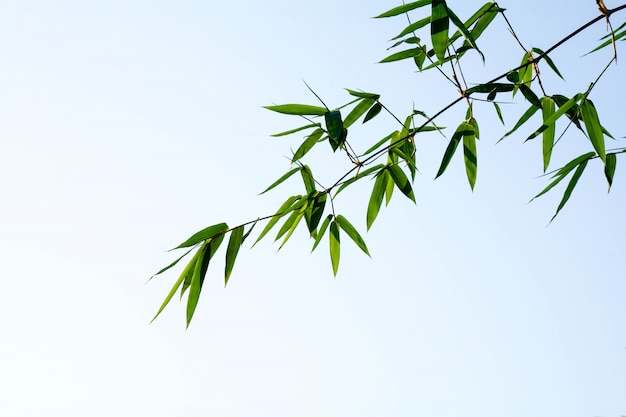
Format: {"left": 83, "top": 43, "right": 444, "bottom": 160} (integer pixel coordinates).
{"left": 300, "top": 165, "right": 316, "bottom": 194}
{"left": 384, "top": 169, "right": 394, "bottom": 205}
{"left": 224, "top": 226, "right": 244, "bottom": 286}
{"left": 150, "top": 247, "right": 194, "bottom": 280}
{"left": 186, "top": 242, "right": 209, "bottom": 328}
{"left": 362, "top": 132, "right": 396, "bottom": 156}
{"left": 329, "top": 219, "right": 340, "bottom": 276}
{"left": 334, "top": 164, "right": 386, "bottom": 196}
{"left": 292, "top": 128, "right": 324, "bottom": 162}
{"left": 345, "top": 89, "right": 380, "bottom": 100}
{"left": 431, "top": 0, "right": 449, "bottom": 61}
{"left": 264, "top": 104, "right": 327, "bottom": 116}
{"left": 462, "top": 124, "right": 477, "bottom": 190}
{"left": 366, "top": 170, "right": 387, "bottom": 230}
{"left": 271, "top": 123, "right": 321, "bottom": 137}
{"left": 446, "top": 6, "right": 484, "bottom": 60}
{"left": 335, "top": 215, "right": 370, "bottom": 257}
{"left": 541, "top": 96, "right": 556, "bottom": 172}
{"left": 531, "top": 152, "right": 595, "bottom": 201}
{"left": 391, "top": 17, "right": 431, "bottom": 40}
{"left": 374, "top": 0, "right": 432, "bottom": 18}
{"left": 344, "top": 98, "right": 376, "bottom": 128}
{"left": 172, "top": 223, "right": 229, "bottom": 250}
{"left": 259, "top": 167, "right": 299, "bottom": 195}
{"left": 580, "top": 99, "right": 606, "bottom": 163}
{"left": 550, "top": 159, "right": 588, "bottom": 222}
{"left": 253, "top": 195, "right": 301, "bottom": 246}
{"left": 499, "top": 104, "right": 539, "bottom": 141}
{"left": 380, "top": 48, "right": 426, "bottom": 63}
{"left": 388, "top": 164, "right": 416, "bottom": 203}
{"left": 311, "top": 214, "right": 332, "bottom": 253}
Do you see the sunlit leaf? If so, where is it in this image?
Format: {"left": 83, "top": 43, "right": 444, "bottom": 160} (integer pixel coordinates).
{"left": 388, "top": 164, "right": 416, "bottom": 203}
{"left": 380, "top": 48, "right": 427, "bottom": 63}
{"left": 390, "top": 17, "right": 431, "bottom": 40}
{"left": 499, "top": 104, "right": 539, "bottom": 142}
{"left": 264, "top": 104, "right": 327, "bottom": 116}
{"left": 580, "top": 99, "right": 606, "bottom": 163}
{"left": 345, "top": 89, "right": 380, "bottom": 100}
{"left": 253, "top": 195, "right": 301, "bottom": 246}
{"left": 300, "top": 165, "right": 316, "bottom": 194}
{"left": 224, "top": 226, "right": 244, "bottom": 286}
{"left": 335, "top": 215, "right": 370, "bottom": 257}
{"left": 532, "top": 47, "right": 564, "bottom": 80}
{"left": 172, "top": 223, "right": 229, "bottom": 250}
{"left": 462, "top": 124, "right": 477, "bottom": 190}
{"left": 334, "top": 164, "right": 385, "bottom": 196}
{"left": 186, "top": 242, "right": 209, "bottom": 327}
{"left": 527, "top": 94, "right": 581, "bottom": 141}
{"left": 366, "top": 170, "right": 387, "bottom": 230}
{"left": 431, "top": 0, "right": 449, "bottom": 61}
{"left": 271, "top": 123, "right": 321, "bottom": 137}
{"left": 362, "top": 132, "right": 396, "bottom": 156}
{"left": 446, "top": 6, "right": 484, "bottom": 60}
{"left": 531, "top": 152, "right": 595, "bottom": 201}
{"left": 292, "top": 128, "right": 324, "bottom": 162}
{"left": 344, "top": 98, "right": 376, "bottom": 128}
{"left": 374, "top": 0, "right": 432, "bottom": 18}
{"left": 550, "top": 159, "right": 588, "bottom": 222}
{"left": 541, "top": 96, "right": 556, "bottom": 172}
{"left": 384, "top": 169, "right": 394, "bottom": 205}
{"left": 259, "top": 167, "right": 300, "bottom": 195}
{"left": 150, "top": 247, "right": 194, "bottom": 280}
{"left": 311, "top": 214, "right": 332, "bottom": 252}
{"left": 329, "top": 219, "right": 341, "bottom": 276}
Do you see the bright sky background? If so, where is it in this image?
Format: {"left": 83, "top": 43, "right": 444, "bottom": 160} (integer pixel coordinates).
{"left": 1, "top": 1, "right": 625, "bottom": 416}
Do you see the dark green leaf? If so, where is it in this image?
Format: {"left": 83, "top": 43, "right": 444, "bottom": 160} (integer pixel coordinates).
{"left": 506, "top": 71, "right": 519, "bottom": 83}
{"left": 519, "top": 84, "right": 541, "bottom": 108}
{"left": 431, "top": 0, "right": 449, "bottom": 61}
{"left": 374, "top": 0, "right": 432, "bottom": 18}
{"left": 172, "top": 223, "right": 229, "bottom": 250}
{"left": 344, "top": 98, "right": 376, "bottom": 128}
{"left": 527, "top": 94, "right": 581, "bottom": 141}
{"left": 335, "top": 215, "right": 370, "bottom": 257}
{"left": 329, "top": 219, "right": 340, "bottom": 276}
{"left": 271, "top": 123, "right": 321, "bottom": 137}
{"left": 550, "top": 159, "right": 588, "bottom": 222}
{"left": 580, "top": 99, "right": 606, "bottom": 163}
{"left": 259, "top": 167, "right": 299, "bottom": 195}
{"left": 305, "top": 192, "right": 327, "bottom": 234}
{"left": 388, "top": 164, "right": 416, "bottom": 203}
{"left": 325, "top": 110, "right": 343, "bottom": 139}
{"left": 462, "top": 124, "right": 477, "bottom": 190}
{"left": 531, "top": 152, "right": 595, "bottom": 201}
{"left": 186, "top": 242, "right": 209, "bottom": 327}
{"left": 446, "top": 5, "right": 484, "bottom": 60}
{"left": 311, "top": 214, "right": 332, "bottom": 253}
{"left": 500, "top": 104, "right": 539, "bottom": 141}
{"left": 466, "top": 83, "right": 514, "bottom": 94}
{"left": 435, "top": 122, "right": 468, "bottom": 178}
{"left": 493, "top": 102, "right": 504, "bottom": 125}
{"left": 532, "top": 47, "right": 564, "bottom": 80}
{"left": 364, "top": 102, "right": 383, "bottom": 123}
{"left": 264, "top": 104, "right": 327, "bottom": 116}
{"left": 605, "top": 153, "right": 617, "bottom": 190}
{"left": 224, "top": 226, "right": 244, "bottom": 286}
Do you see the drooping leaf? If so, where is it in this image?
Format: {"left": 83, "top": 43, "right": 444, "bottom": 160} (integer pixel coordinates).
{"left": 253, "top": 195, "right": 301, "bottom": 246}
{"left": 325, "top": 110, "right": 343, "bottom": 139}
{"left": 311, "top": 214, "right": 332, "bottom": 252}
{"left": 292, "top": 128, "right": 324, "bottom": 162}
{"left": 364, "top": 102, "right": 383, "bottom": 123}
{"left": 435, "top": 122, "right": 470, "bottom": 178}
{"left": 384, "top": 169, "right": 394, "bottom": 205}
{"left": 344, "top": 98, "right": 376, "bottom": 128}
{"left": 605, "top": 153, "right": 617, "bottom": 190}
{"left": 587, "top": 23, "right": 626, "bottom": 54}
{"left": 526, "top": 94, "right": 581, "bottom": 141}
{"left": 388, "top": 164, "right": 416, "bottom": 203}
{"left": 271, "top": 123, "right": 321, "bottom": 137}
{"left": 335, "top": 215, "right": 370, "bottom": 257}
{"left": 172, "top": 223, "right": 229, "bottom": 250}
{"left": 264, "top": 104, "right": 327, "bottom": 116}
{"left": 541, "top": 96, "right": 556, "bottom": 172}
{"left": 580, "top": 99, "right": 606, "bottom": 163}
{"left": 259, "top": 167, "right": 300, "bottom": 195}
{"left": 431, "top": 0, "right": 449, "bottom": 61}
{"left": 446, "top": 5, "right": 484, "bottom": 61}
{"left": 550, "top": 159, "right": 588, "bottom": 222}
{"left": 224, "top": 226, "right": 244, "bottom": 286}
{"left": 519, "top": 84, "right": 542, "bottom": 108}
{"left": 329, "top": 219, "right": 341, "bottom": 276}
{"left": 462, "top": 123, "right": 478, "bottom": 190}
{"left": 531, "top": 152, "right": 595, "bottom": 201}
{"left": 374, "top": 0, "right": 432, "bottom": 18}
{"left": 186, "top": 242, "right": 209, "bottom": 327}
{"left": 300, "top": 165, "right": 316, "bottom": 194}
{"left": 493, "top": 102, "right": 504, "bottom": 125}
{"left": 304, "top": 192, "right": 327, "bottom": 234}
{"left": 366, "top": 170, "right": 387, "bottom": 230}
{"left": 278, "top": 204, "right": 307, "bottom": 249}
{"left": 345, "top": 89, "right": 380, "bottom": 100}
{"left": 532, "top": 47, "right": 564, "bottom": 79}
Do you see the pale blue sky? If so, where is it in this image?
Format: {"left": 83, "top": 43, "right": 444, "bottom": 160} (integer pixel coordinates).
{"left": 0, "top": 1, "right": 625, "bottom": 416}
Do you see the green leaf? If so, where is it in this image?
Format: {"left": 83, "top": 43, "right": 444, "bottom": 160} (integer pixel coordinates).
{"left": 527, "top": 94, "right": 581, "bottom": 141}
{"left": 362, "top": 132, "right": 396, "bottom": 155}
{"left": 446, "top": 5, "right": 484, "bottom": 61}
{"left": 388, "top": 164, "right": 416, "bottom": 203}
{"left": 344, "top": 98, "right": 376, "bottom": 128}
{"left": 493, "top": 102, "right": 504, "bottom": 125}
{"left": 541, "top": 96, "right": 556, "bottom": 172}
{"left": 466, "top": 83, "right": 514, "bottom": 94}
{"left": 278, "top": 203, "right": 307, "bottom": 249}
{"left": 275, "top": 199, "right": 308, "bottom": 242}
{"left": 345, "top": 89, "right": 380, "bottom": 100}
{"left": 391, "top": 17, "right": 431, "bottom": 40}
{"left": 335, "top": 215, "right": 370, "bottom": 257}
{"left": 264, "top": 104, "right": 327, "bottom": 116}
{"left": 325, "top": 110, "right": 343, "bottom": 139}
{"left": 580, "top": 99, "right": 606, "bottom": 163}
{"left": 271, "top": 123, "right": 321, "bottom": 137}
{"left": 462, "top": 124, "right": 478, "bottom": 190}
{"left": 374, "top": 0, "right": 432, "bottom": 18}
{"left": 305, "top": 192, "right": 327, "bottom": 234}
{"left": 253, "top": 195, "right": 301, "bottom": 246}
{"left": 334, "top": 164, "right": 385, "bottom": 196}
{"left": 150, "top": 247, "right": 194, "bottom": 280}
{"left": 553, "top": 94, "right": 584, "bottom": 132}
{"left": 172, "top": 223, "right": 229, "bottom": 250}
{"left": 384, "top": 169, "right": 394, "bottom": 205}
{"left": 519, "top": 84, "right": 541, "bottom": 108}
{"left": 329, "top": 219, "right": 340, "bottom": 276}
{"left": 435, "top": 122, "right": 470, "bottom": 178}
{"left": 431, "top": 0, "right": 449, "bottom": 61}
{"left": 531, "top": 152, "right": 595, "bottom": 201}
{"left": 605, "top": 153, "right": 617, "bottom": 190}
{"left": 364, "top": 102, "right": 383, "bottom": 123}
{"left": 500, "top": 104, "right": 539, "bottom": 141}
{"left": 300, "top": 165, "right": 316, "bottom": 194}
{"left": 311, "top": 214, "right": 332, "bottom": 252}
{"left": 366, "top": 170, "right": 387, "bottom": 230}
{"left": 224, "top": 226, "right": 244, "bottom": 287}
{"left": 550, "top": 159, "right": 588, "bottom": 222}
{"left": 380, "top": 47, "right": 426, "bottom": 63}
{"left": 259, "top": 167, "right": 300, "bottom": 195}
{"left": 292, "top": 128, "right": 324, "bottom": 163}
{"left": 532, "top": 47, "right": 564, "bottom": 80}
{"left": 186, "top": 242, "right": 209, "bottom": 327}
{"left": 587, "top": 24, "right": 626, "bottom": 54}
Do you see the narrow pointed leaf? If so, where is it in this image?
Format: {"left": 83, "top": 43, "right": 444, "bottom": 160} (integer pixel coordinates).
{"left": 335, "top": 215, "right": 370, "bottom": 257}
{"left": 374, "top": 0, "right": 432, "bottom": 18}
{"left": 259, "top": 168, "right": 299, "bottom": 195}
{"left": 519, "top": 84, "right": 541, "bottom": 108}
{"left": 463, "top": 126, "right": 478, "bottom": 190}
{"left": 278, "top": 208, "right": 306, "bottom": 249}
{"left": 186, "top": 242, "right": 209, "bottom": 327}
{"left": 150, "top": 247, "right": 194, "bottom": 280}
{"left": 363, "top": 132, "right": 395, "bottom": 155}
{"left": 275, "top": 200, "right": 307, "bottom": 242}
{"left": 329, "top": 220, "right": 340, "bottom": 276}
{"left": 264, "top": 104, "right": 327, "bottom": 116}
{"left": 305, "top": 192, "right": 327, "bottom": 234}
{"left": 605, "top": 153, "right": 617, "bottom": 190}
{"left": 550, "top": 160, "right": 588, "bottom": 222}
{"left": 292, "top": 128, "right": 324, "bottom": 162}
{"left": 224, "top": 226, "right": 244, "bottom": 286}
{"left": 541, "top": 96, "right": 556, "bottom": 172}
{"left": 344, "top": 98, "right": 376, "bottom": 128}
{"left": 300, "top": 165, "right": 316, "bottom": 194}
{"left": 242, "top": 219, "right": 258, "bottom": 243}
{"left": 436, "top": 122, "right": 468, "bottom": 178}
{"left": 334, "top": 164, "right": 385, "bottom": 196}
{"left": 384, "top": 170, "right": 394, "bottom": 205}
{"left": 527, "top": 94, "right": 581, "bottom": 141}
{"left": 345, "top": 89, "right": 380, "bottom": 100}
{"left": 366, "top": 170, "right": 387, "bottom": 230}
{"left": 500, "top": 105, "right": 539, "bottom": 141}
{"left": 532, "top": 48, "right": 564, "bottom": 79}
{"left": 580, "top": 99, "right": 606, "bottom": 163}
{"left": 493, "top": 102, "right": 504, "bottom": 125}
{"left": 271, "top": 123, "right": 320, "bottom": 137}
{"left": 431, "top": 0, "right": 449, "bottom": 61}
{"left": 391, "top": 17, "right": 431, "bottom": 40}
{"left": 380, "top": 48, "right": 426, "bottom": 63}
{"left": 531, "top": 152, "right": 595, "bottom": 201}
{"left": 172, "top": 223, "right": 229, "bottom": 250}
{"left": 447, "top": 6, "right": 484, "bottom": 60}
{"left": 388, "top": 164, "right": 416, "bottom": 203}
{"left": 364, "top": 102, "right": 383, "bottom": 123}
{"left": 253, "top": 195, "right": 301, "bottom": 246}
{"left": 311, "top": 214, "right": 332, "bottom": 252}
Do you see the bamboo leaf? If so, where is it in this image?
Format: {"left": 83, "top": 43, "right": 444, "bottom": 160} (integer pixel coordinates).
{"left": 186, "top": 242, "right": 209, "bottom": 328}
{"left": 329, "top": 219, "right": 340, "bottom": 276}
{"left": 493, "top": 102, "right": 504, "bottom": 125}
{"left": 325, "top": 110, "right": 343, "bottom": 139}
{"left": 300, "top": 165, "right": 316, "bottom": 194}
{"left": 462, "top": 124, "right": 478, "bottom": 190}
{"left": 526, "top": 94, "right": 581, "bottom": 141}
{"left": 435, "top": 122, "right": 469, "bottom": 178}
{"left": 253, "top": 195, "right": 301, "bottom": 245}
{"left": 305, "top": 192, "right": 327, "bottom": 234}
{"left": 500, "top": 104, "right": 539, "bottom": 141}
{"left": 531, "top": 152, "right": 595, "bottom": 201}
{"left": 374, "top": 0, "right": 432, "bottom": 18}
{"left": 334, "top": 164, "right": 385, "bottom": 196}
{"left": 532, "top": 47, "right": 564, "bottom": 80}
{"left": 388, "top": 164, "right": 416, "bottom": 203}
{"left": 292, "top": 128, "right": 324, "bottom": 162}
{"left": 366, "top": 170, "right": 387, "bottom": 230}
{"left": 550, "top": 159, "right": 588, "bottom": 222}
{"left": 391, "top": 17, "right": 431, "bottom": 40}
{"left": 605, "top": 153, "right": 617, "bottom": 190}
{"left": 446, "top": 5, "right": 484, "bottom": 60}
{"left": 345, "top": 89, "right": 380, "bottom": 100}
{"left": 264, "top": 104, "right": 327, "bottom": 116}
{"left": 271, "top": 123, "right": 321, "bottom": 137}
{"left": 259, "top": 167, "right": 300, "bottom": 195}
{"left": 384, "top": 169, "right": 394, "bottom": 205}
{"left": 580, "top": 99, "right": 606, "bottom": 163}
{"left": 150, "top": 247, "right": 194, "bottom": 280}
{"left": 519, "top": 84, "right": 541, "bottom": 108}
{"left": 224, "top": 226, "right": 244, "bottom": 286}
{"left": 311, "top": 214, "right": 332, "bottom": 252}
{"left": 363, "top": 132, "right": 396, "bottom": 156}
{"left": 344, "top": 98, "right": 376, "bottom": 128}
{"left": 172, "top": 223, "right": 229, "bottom": 250}
{"left": 541, "top": 96, "right": 556, "bottom": 172}
{"left": 466, "top": 83, "right": 514, "bottom": 94}
{"left": 364, "top": 102, "right": 383, "bottom": 123}
{"left": 335, "top": 215, "right": 370, "bottom": 257}
{"left": 380, "top": 48, "right": 426, "bottom": 63}
{"left": 431, "top": 0, "right": 449, "bottom": 61}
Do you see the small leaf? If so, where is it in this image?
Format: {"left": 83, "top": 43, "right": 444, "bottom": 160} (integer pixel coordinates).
{"left": 446, "top": 5, "right": 484, "bottom": 61}
{"left": 253, "top": 195, "right": 301, "bottom": 246}
{"left": 344, "top": 98, "right": 376, "bottom": 128}
{"left": 329, "top": 219, "right": 340, "bottom": 276}
{"left": 335, "top": 215, "right": 370, "bottom": 257}
{"left": 431, "top": 0, "right": 449, "bottom": 61}
{"left": 519, "top": 84, "right": 541, "bottom": 108}
{"left": 259, "top": 168, "right": 300, "bottom": 195}
{"left": 435, "top": 122, "right": 469, "bottom": 178}
{"left": 334, "top": 164, "right": 386, "bottom": 196}
{"left": 380, "top": 48, "right": 426, "bottom": 63}
{"left": 531, "top": 152, "right": 595, "bottom": 201}
{"left": 541, "top": 96, "right": 556, "bottom": 172}
{"left": 500, "top": 104, "right": 539, "bottom": 141}
{"left": 366, "top": 170, "right": 387, "bottom": 230}
{"left": 364, "top": 102, "right": 383, "bottom": 123}
{"left": 224, "top": 226, "right": 244, "bottom": 286}
{"left": 550, "top": 159, "right": 588, "bottom": 222}
{"left": 311, "top": 214, "right": 332, "bottom": 252}
{"left": 305, "top": 192, "right": 327, "bottom": 234}
{"left": 388, "top": 164, "right": 416, "bottom": 203}
{"left": 150, "top": 247, "right": 194, "bottom": 280}
{"left": 325, "top": 110, "right": 343, "bottom": 139}
{"left": 300, "top": 165, "right": 316, "bottom": 194}
{"left": 532, "top": 47, "right": 564, "bottom": 79}
{"left": 363, "top": 132, "right": 395, "bottom": 156}
{"left": 605, "top": 153, "right": 617, "bottom": 190}
{"left": 390, "top": 17, "right": 431, "bottom": 40}
{"left": 172, "top": 223, "right": 229, "bottom": 250}
{"left": 384, "top": 170, "right": 394, "bottom": 205}
{"left": 374, "top": 0, "right": 432, "bottom": 18}
{"left": 527, "top": 94, "right": 581, "bottom": 141}
{"left": 264, "top": 104, "right": 327, "bottom": 116}
{"left": 345, "top": 89, "right": 380, "bottom": 100}
{"left": 292, "top": 128, "right": 324, "bottom": 162}
{"left": 466, "top": 83, "right": 514, "bottom": 94}
{"left": 580, "top": 99, "right": 606, "bottom": 163}
{"left": 493, "top": 102, "right": 504, "bottom": 125}
{"left": 271, "top": 123, "right": 321, "bottom": 137}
